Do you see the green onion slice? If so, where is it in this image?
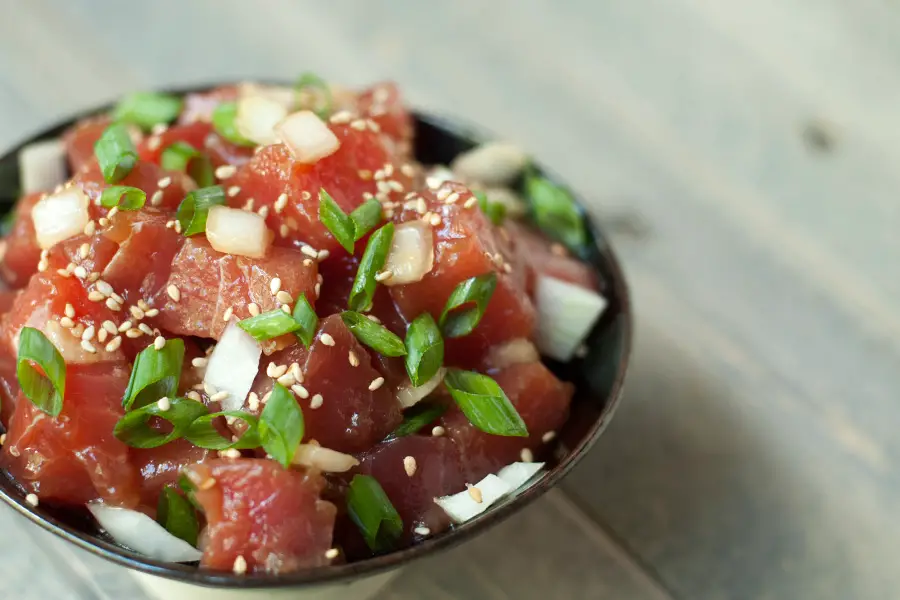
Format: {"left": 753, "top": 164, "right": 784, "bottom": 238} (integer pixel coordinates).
{"left": 99, "top": 185, "right": 146, "bottom": 210}
{"left": 386, "top": 402, "right": 448, "bottom": 440}
{"left": 340, "top": 311, "right": 406, "bottom": 357}
{"left": 347, "top": 474, "right": 403, "bottom": 552}
{"left": 404, "top": 313, "right": 444, "bottom": 387}
{"left": 292, "top": 293, "right": 318, "bottom": 348}
{"left": 185, "top": 411, "right": 260, "bottom": 450}
{"left": 177, "top": 473, "right": 203, "bottom": 512}
{"left": 318, "top": 188, "right": 355, "bottom": 253}
{"left": 114, "top": 397, "right": 209, "bottom": 448}
{"left": 439, "top": 273, "right": 498, "bottom": 338}
{"left": 524, "top": 171, "right": 587, "bottom": 252}
{"left": 295, "top": 72, "right": 333, "bottom": 118}
{"left": 113, "top": 92, "right": 183, "bottom": 131}
{"left": 94, "top": 123, "right": 138, "bottom": 184}
{"left": 122, "top": 338, "right": 185, "bottom": 410}
{"left": 237, "top": 309, "right": 301, "bottom": 341}
{"left": 160, "top": 141, "right": 214, "bottom": 188}
{"left": 258, "top": 383, "right": 304, "bottom": 469}
{"left": 176, "top": 185, "right": 225, "bottom": 236}
{"left": 211, "top": 102, "right": 255, "bottom": 147}
{"left": 16, "top": 327, "right": 66, "bottom": 417}
{"left": 348, "top": 223, "right": 394, "bottom": 312}
{"left": 443, "top": 368, "right": 527, "bottom": 437}
{"left": 157, "top": 487, "right": 199, "bottom": 547}
{"left": 350, "top": 198, "right": 383, "bottom": 241}
{"left": 475, "top": 191, "right": 506, "bottom": 226}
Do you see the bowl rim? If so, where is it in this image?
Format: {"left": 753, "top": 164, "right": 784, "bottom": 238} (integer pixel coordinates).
{"left": 0, "top": 86, "right": 633, "bottom": 589}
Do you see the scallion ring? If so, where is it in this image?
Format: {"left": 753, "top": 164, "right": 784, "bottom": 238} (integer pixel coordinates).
{"left": 122, "top": 338, "right": 185, "bottom": 410}
{"left": 385, "top": 402, "right": 448, "bottom": 441}
{"left": 157, "top": 486, "right": 199, "bottom": 547}
{"left": 340, "top": 311, "right": 406, "bottom": 357}
{"left": 16, "top": 327, "right": 66, "bottom": 417}
{"left": 292, "top": 293, "right": 318, "bottom": 348}
{"left": 184, "top": 411, "right": 260, "bottom": 450}
{"left": 350, "top": 198, "right": 383, "bottom": 241}
{"left": 348, "top": 222, "right": 394, "bottom": 312}
{"left": 160, "top": 141, "right": 214, "bottom": 188}
{"left": 99, "top": 185, "right": 146, "bottom": 210}
{"left": 474, "top": 191, "right": 506, "bottom": 226}
{"left": 176, "top": 185, "right": 226, "bottom": 236}
{"left": 113, "top": 92, "right": 183, "bottom": 131}
{"left": 258, "top": 383, "right": 305, "bottom": 469}
{"left": 318, "top": 188, "right": 355, "bottom": 253}
{"left": 404, "top": 313, "right": 444, "bottom": 387}
{"left": 237, "top": 309, "right": 302, "bottom": 341}
{"left": 346, "top": 474, "right": 403, "bottom": 552}
{"left": 294, "top": 72, "right": 333, "bottom": 118}
{"left": 211, "top": 102, "right": 255, "bottom": 147}
{"left": 443, "top": 368, "right": 527, "bottom": 437}
{"left": 439, "top": 273, "right": 498, "bottom": 338}
{"left": 524, "top": 171, "right": 587, "bottom": 253}
{"left": 94, "top": 122, "right": 138, "bottom": 184}
{"left": 113, "top": 397, "right": 209, "bottom": 449}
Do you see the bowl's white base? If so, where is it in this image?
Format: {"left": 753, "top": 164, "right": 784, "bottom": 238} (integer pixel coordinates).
{"left": 133, "top": 567, "right": 402, "bottom": 600}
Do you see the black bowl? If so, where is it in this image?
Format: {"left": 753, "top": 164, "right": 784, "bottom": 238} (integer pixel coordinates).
{"left": 0, "top": 89, "right": 632, "bottom": 590}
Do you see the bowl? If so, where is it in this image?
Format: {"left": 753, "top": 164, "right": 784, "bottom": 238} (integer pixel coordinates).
{"left": 0, "top": 87, "right": 632, "bottom": 595}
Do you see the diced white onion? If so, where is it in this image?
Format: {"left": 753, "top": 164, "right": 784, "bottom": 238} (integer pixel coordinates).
{"left": 425, "top": 166, "right": 456, "bottom": 189}
{"left": 481, "top": 187, "right": 527, "bottom": 218}
{"left": 275, "top": 110, "right": 341, "bottom": 164}
{"left": 235, "top": 95, "right": 289, "bottom": 146}
{"left": 434, "top": 475, "right": 512, "bottom": 524}
{"left": 450, "top": 142, "right": 530, "bottom": 186}
{"left": 534, "top": 275, "right": 607, "bottom": 361}
{"left": 238, "top": 82, "right": 296, "bottom": 110}
{"left": 31, "top": 187, "right": 90, "bottom": 249}
{"left": 383, "top": 221, "right": 434, "bottom": 286}
{"left": 485, "top": 339, "right": 540, "bottom": 370}
{"left": 204, "top": 322, "right": 261, "bottom": 411}
{"left": 496, "top": 462, "right": 545, "bottom": 491}
{"left": 87, "top": 504, "right": 202, "bottom": 563}
{"left": 18, "top": 139, "right": 66, "bottom": 194}
{"left": 396, "top": 367, "right": 446, "bottom": 408}
{"left": 205, "top": 206, "right": 272, "bottom": 259}
{"left": 292, "top": 444, "right": 359, "bottom": 473}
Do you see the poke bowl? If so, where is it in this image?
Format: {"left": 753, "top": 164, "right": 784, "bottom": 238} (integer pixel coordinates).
{"left": 0, "top": 78, "right": 631, "bottom": 594}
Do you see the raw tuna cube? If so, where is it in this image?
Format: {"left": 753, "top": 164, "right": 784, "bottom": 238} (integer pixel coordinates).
{"left": 62, "top": 115, "right": 112, "bottom": 173}
{"left": 185, "top": 459, "right": 336, "bottom": 574}
{"left": 0, "top": 193, "right": 43, "bottom": 288}
{"left": 0, "top": 362, "right": 141, "bottom": 507}
{"left": 355, "top": 81, "right": 414, "bottom": 155}
{"left": 131, "top": 439, "right": 209, "bottom": 509}
{"left": 178, "top": 86, "right": 239, "bottom": 125}
{"left": 71, "top": 158, "right": 194, "bottom": 213}
{"left": 505, "top": 220, "right": 598, "bottom": 293}
{"left": 442, "top": 361, "right": 573, "bottom": 482}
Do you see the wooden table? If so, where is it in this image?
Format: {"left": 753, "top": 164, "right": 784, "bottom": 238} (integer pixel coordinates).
{"left": 1, "top": 1, "right": 897, "bottom": 598}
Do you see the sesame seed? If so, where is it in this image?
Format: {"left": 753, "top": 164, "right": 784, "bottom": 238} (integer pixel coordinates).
{"left": 59, "top": 316, "right": 74, "bottom": 329}
{"left": 165, "top": 220, "right": 176, "bottom": 229}
{"left": 84, "top": 220, "right": 96, "bottom": 236}
{"left": 291, "top": 383, "right": 310, "bottom": 400}
{"left": 107, "top": 207, "right": 119, "bottom": 220}
{"left": 56, "top": 269, "right": 70, "bottom": 277}
{"left": 222, "top": 307, "right": 234, "bottom": 322}
{"left": 416, "top": 197, "right": 427, "bottom": 214}
{"left": 95, "top": 280, "right": 113, "bottom": 296}
{"left": 520, "top": 448, "right": 534, "bottom": 463}
{"left": 157, "top": 397, "right": 171, "bottom": 411}
{"left": 388, "top": 180, "right": 404, "bottom": 192}
{"left": 147, "top": 136, "right": 162, "bottom": 151}
{"left": 276, "top": 290, "right": 293, "bottom": 304}
{"left": 73, "top": 265, "right": 87, "bottom": 279}
{"left": 436, "top": 187, "right": 452, "bottom": 201}
{"left": 145, "top": 308, "right": 159, "bottom": 317}
{"left": 80, "top": 340, "right": 97, "bottom": 354}
{"left": 167, "top": 284, "right": 181, "bottom": 301}
{"left": 401, "top": 164, "right": 415, "bottom": 177}
{"left": 274, "top": 193, "right": 288, "bottom": 213}
{"left": 248, "top": 303, "right": 260, "bottom": 316}
{"left": 429, "top": 214, "right": 441, "bottom": 227}
{"left": 220, "top": 448, "right": 241, "bottom": 459}
{"left": 276, "top": 373, "right": 295, "bottom": 387}
{"left": 281, "top": 304, "right": 291, "bottom": 314}
{"left": 374, "top": 269, "right": 394, "bottom": 283}
{"left": 330, "top": 110, "right": 353, "bottom": 124}
{"left": 325, "top": 548, "right": 339, "bottom": 560}
{"left": 301, "top": 245, "right": 318, "bottom": 258}
{"left": 138, "top": 323, "right": 154, "bottom": 336}
{"left": 279, "top": 224, "right": 289, "bottom": 237}
{"left": 186, "top": 390, "right": 202, "bottom": 402}
{"left": 125, "top": 328, "right": 143, "bottom": 338}
{"left": 257, "top": 205, "right": 269, "bottom": 218}
{"left": 232, "top": 555, "right": 248, "bottom": 575}
{"left": 130, "top": 305, "right": 145, "bottom": 320}
{"left": 81, "top": 325, "right": 95, "bottom": 341}
{"left": 25, "top": 493, "right": 39, "bottom": 507}
{"left": 199, "top": 477, "right": 216, "bottom": 491}
{"left": 97, "top": 329, "right": 108, "bottom": 343}
{"left": 118, "top": 320, "right": 132, "bottom": 332}
{"left": 105, "top": 298, "right": 121, "bottom": 311}
{"left": 358, "top": 169, "right": 372, "bottom": 180}
{"left": 242, "top": 197, "right": 255, "bottom": 211}
{"left": 503, "top": 263, "right": 512, "bottom": 274}
{"left": 349, "top": 119, "right": 367, "bottom": 131}
{"left": 464, "top": 196, "right": 479, "bottom": 209}
{"left": 0, "top": 433, "right": 5, "bottom": 445}
{"left": 63, "top": 303, "right": 75, "bottom": 318}
{"left": 111, "top": 292, "right": 125, "bottom": 304}
{"left": 269, "top": 363, "right": 288, "bottom": 378}
{"left": 78, "top": 242, "right": 90, "bottom": 259}
{"left": 215, "top": 165, "right": 237, "bottom": 179}
{"left": 301, "top": 190, "right": 312, "bottom": 200}
{"left": 150, "top": 190, "right": 164, "bottom": 206}
{"left": 403, "top": 456, "right": 417, "bottom": 477}
{"left": 320, "top": 333, "right": 335, "bottom": 347}
{"left": 314, "top": 282, "right": 321, "bottom": 297}
{"left": 431, "top": 426, "right": 445, "bottom": 437}
{"left": 368, "top": 377, "right": 385, "bottom": 391}
{"left": 227, "top": 185, "right": 241, "bottom": 197}
{"left": 317, "top": 249, "right": 330, "bottom": 261}
{"left": 192, "top": 357, "right": 208, "bottom": 368}
{"left": 309, "top": 393, "right": 323, "bottom": 409}
{"left": 101, "top": 320, "right": 117, "bottom": 334}
{"left": 88, "top": 272, "right": 100, "bottom": 283}
{"left": 290, "top": 362, "right": 303, "bottom": 383}
{"left": 210, "top": 390, "right": 230, "bottom": 402}
{"left": 467, "top": 485, "right": 483, "bottom": 504}
{"left": 153, "top": 336, "right": 166, "bottom": 350}
{"left": 348, "top": 351, "right": 359, "bottom": 367}
{"left": 105, "top": 336, "right": 122, "bottom": 352}
{"left": 414, "top": 526, "right": 431, "bottom": 537}
{"left": 70, "top": 323, "right": 85, "bottom": 338}
{"left": 247, "top": 392, "right": 260, "bottom": 412}
{"left": 157, "top": 176, "right": 172, "bottom": 189}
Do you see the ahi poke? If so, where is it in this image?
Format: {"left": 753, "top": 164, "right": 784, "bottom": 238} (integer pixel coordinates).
{"left": 0, "top": 77, "right": 608, "bottom": 575}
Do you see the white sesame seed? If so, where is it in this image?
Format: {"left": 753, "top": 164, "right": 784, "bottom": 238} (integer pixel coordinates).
{"left": 101, "top": 320, "right": 117, "bottom": 334}
{"left": 349, "top": 119, "right": 367, "bottom": 131}
{"left": 145, "top": 308, "right": 160, "bottom": 318}
{"left": 210, "top": 390, "right": 230, "bottom": 402}
{"left": 165, "top": 220, "right": 176, "bottom": 229}
{"left": 80, "top": 340, "right": 97, "bottom": 354}
{"left": 374, "top": 270, "right": 393, "bottom": 282}
{"left": 84, "top": 220, "right": 96, "bottom": 236}
{"left": 138, "top": 323, "right": 154, "bottom": 336}
{"left": 348, "top": 351, "right": 359, "bottom": 367}
{"left": 186, "top": 390, "right": 202, "bottom": 402}
{"left": 150, "top": 190, "right": 164, "bottom": 206}
{"left": 157, "top": 176, "right": 172, "bottom": 189}
{"left": 301, "top": 245, "right": 319, "bottom": 258}
{"left": 329, "top": 110, "right": 353, "bottom": 124}
{"left": 414, "top": 526, "right": 431, "bottom": 537}
{"left": 325, "top": 548, "right": 339, "bottom": 560}
{"left": 309, "top": 393, "right": 323, "bottom": 409}
{"left": 59, "top": 316, "right": 75, "bottom": 329}
{"left": 269, "top": 364, "right": 288, "bottom": 379}
{"left": 388, "top": 180, "right": 404, "bottom": 192}
{"left": 281, "top": 304, "right": 291, "bottom": 314}
{"left": 111, "top": 292, "right": 125, "bottom": 304}
{"left": 542, "top": 431, "right": 557, "bottom": 443}
{"left": 233, "top": 555, "right": 247, "bottom": 575}
{"left": 314, "top": 282, "right": 321, "bottom": 297}
{"left": 64, "top": 303, "right": 75, "bottom": 318}
{"left": 317, "top": 249, "right": 330, "bottom": 261}
{"left": 167, "top": 284, "right": 181, "bottom": 302}
{"left": 520, "top": 448, "right": 534, "bottom": 463}
{"left": 78, "top": 242, "right": 90, "bottom": 259}
{"left": 25, "top": 493, "right": 39, "bottom": 507}
{"left": 105, "top": 298, "right": 121, "bottom": 311}
{"left": 222, "top": 307, "right": 234, "bottom": 322}
{"left": 107, "top": 207, "right": 119, "bottom": 220}
{"left": 242, "top": 197, "right": 255, "bottom": 211}
{"left": 403, "top": 456, "right": 417, "bottom": 477}
{"left": 81, "top": 325, "right": 95, "bottom": 341}
{"left": 220, "top": 448, "right": 241, "bottom": 459}
{"left": 415, "top": 197, "right": 427, "bottom": 214}
{"left": 70, "top": 323, "right": 85, "bottom": 338}
{"left": 130, "top": 305, "right": 145, "bottom": 320}
{"left": 95, "top": 280, "right": 113, "bottom": 296}
{"left": 97, "top": 329, "right": 108, "bottom": 343}
{"left": 274, "top": 193, "right": 288, "bottom": 213}
{"left": 98, "top": 217, "right": 109, "bottom": 227}
{"left": 290, "top": 362, "right": 303, "bottom": 383}
{"left": 276, "top": 290, "right": 293, "bottom": 304}
{"left": 227, "top": 186, "right": 241, "bottom": 197}
{"left": 125, "top": 328, "right": 143, "bottom": 339}
{"left": 215, "top": 165, "right": 237, "bottom": 180}
{"left": 368, "top": 377, "right": 385, "bottom": 391}
{"left": 56, "top": 268, "right": 70, "bottom": 277}
{"left": 464, "top": 196, "right": 478, "bottom": 209}
{"left": 247, "top": 392, "right": 260, "bottom": 412}
{"left": 320, "top": 333, "right": 335, "bottom": 347}
{"left": 73, "top": 265, "right": 88, "bottom": 279}
{"left": 467, "top": 485, "right": 483, "bottom": 504}
{"left": 147, "top": 136, "right": 162, "bottom": 151}
{"left": 257, "top": 205, "right": 269, "bottom": 218}
{"left": 401, "top": 164, "right": 415, "bottom": 178}
{"left": 118, "top": 320, "right": 132, "bottom": 333}
{"left": 153, "top": 336, "right": 166, "bottom": 350}
{"left": 192, "top": 357, "right": 209, "bottom": 368}
{"left": 105, "top": 336, "right": 122, "bottom": 352}
{"left": 157, "top": 397, "right": 171, "bottom": 411}
{"left": 431, "top": 426, "right": 445, "bottom": 437}
{"left": 291, "top": 384, "right": 310, "bottom": 399}
{"left": 0, "top": 433, "right": 5, "bottom": 445}
{"left": 279, "top": 224, "right": 289, "bottom": 237}
{"left": 248, "top": 302, "right": 260, "bottom": 316}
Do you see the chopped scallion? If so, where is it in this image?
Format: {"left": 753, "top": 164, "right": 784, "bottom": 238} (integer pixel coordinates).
{"left": 237, "top": 309, "right": 301, "bottom": 341}
{"left": 211, "top": 101, "right": 255, "bottom": 146}
{"left": 160, "top": 141, "right": 214, "bottom": 188}
{"left": 350, "top": 198, "right": 383, "bottom": 241}
{"left": 443, "top": 368, "right": 527, "bottom": 437}
{"left": 176, "top": 185, "right": 225, "bottom": 236}
{"left": 94, "top": 123, "right": 138, "bottom": 184}
{"left": 404, "top": 313, "right": 444, "bottom": 387}
{"left": 157, "top": 487, "right": 199, "bottom": 547}
{"left": 348, "top": 223, "right": 393, "bottom": 312}
{"left": 318, "top": 188, "right": 355, "bottom": 253}
{"left": 258, "top": 383, "right": 304, "bottom": 468}
{"left": 292, "top": 293, "right": 318, "bottom": 348}
{"left": 16, "top": 327, "right": 66, "bottom": 417}
{"left": 113, "top": 92, "right": 183, "bottom": 131}
{"left": 114, "top": 397, "right": 208, "bottom": 448}
{"left": 122, "top": 338, "right": 185, "bottom": 410}
{"left": 524, "top": 171, "right": 587, "bottom": 252}
{"left": 185, "top": 411, "right": 260, "bottom": 450}
{"left": 294, "top": 72, "right": 333, "bottom": 118}
{"left": 475, "top": 191, "right": 506, "bottom": 226}
{"left": 347, "top": 474, "right": 403, "bottom": 552}
{"left": 386, "top": 402, "right": 448, "bottom": 440}
{"left": 439, "top": 273, "right": 498, "bottom": 338}
{"left": 340, "top": 311, "right": 406, "bottom": 357}
{"left": 99, "top": 185, "right": 146, "bottom": 210}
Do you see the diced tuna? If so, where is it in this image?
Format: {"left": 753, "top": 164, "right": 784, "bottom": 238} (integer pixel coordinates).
{"left": 0, "top": 193, "right": 43, "bottom": 288}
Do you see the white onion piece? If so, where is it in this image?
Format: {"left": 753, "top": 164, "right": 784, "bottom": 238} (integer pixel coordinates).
{"left": 485, "top": 339, "right": 539, "bottom": 370}
{"left": 275, "top": 111, "right": 340, "bottom": 164}
{"left": 205, "top": 206, "right": 272, "bottom": 259}
{"left": 496, "top": 462, "right": 545, "bottom": 490}
{"left": 87, "top": 504, "right": 201, "bottom": 563}
{"left": 238, "top": 82, "right": 296, "bottom": 110}
{"left": 19, "top": 139, "right": 66, "bottom": 194}
{"left": 434, "top": 475, "right": 511, "bottom": 524}
{"left": 235, "top": 95, "right": 289, "bottom": 146}
{"left": 425, "top": 166, "right": 456, "bottom": 189}
{"left": 450, "top": 142, "right": 530, "bottom": 186}
{"left": 204, "top": 322, "right": 261, "bottom": 411}
{"left": 396, "top": 367, "right": 446, "bottom": 408}
{"left": 292, "top": 444, "right": 359, "bottom": 473}
{"left": 534, "top": 275, "right": 607, "bottom": 361}
{"left": 31, "top": 187, "right": 90, "bottom": 249}
{"left": 481, "top": 187, "right": 527, "bottom": 218}
{"left": 383, "top": 221, "right": 434, "bottom": 286}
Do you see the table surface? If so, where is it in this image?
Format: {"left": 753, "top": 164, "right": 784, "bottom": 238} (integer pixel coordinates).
{"left": 1, "top": 1, "right": 898, "bottom": 598}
